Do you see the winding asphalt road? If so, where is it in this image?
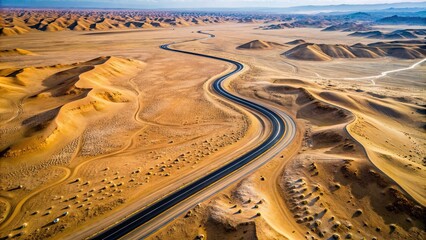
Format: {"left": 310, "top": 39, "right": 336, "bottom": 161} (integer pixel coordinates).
{"left": 91, "top": 32, "right": 296, "bottom": 240}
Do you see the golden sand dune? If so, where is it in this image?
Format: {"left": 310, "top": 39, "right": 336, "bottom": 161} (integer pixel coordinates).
{"left": 0, "top": 48, "right": 35, "bottom": 57}
{"left": 236, "top": 40, "right": 285, "bottom": 50}
{"left": 0, "top": 16, "right": 31, "bottom": 36}
{"left": 0, "top": 26, "right": 29, "bottom": 36}
{"left": 284, "top": 40, "right": 426, "bottom": 61}
{"left": 0, "top": 55, "right": 145, "bottom": 238}
{"left": 384, "top": 47, "right": 424, "bottom": 59}
{"left": 314, "top": 87, "right": 425, "bottom": 203}
{"left": 297, "top": 100, "right": 351, "bottom": 126}
{"left": 0, "top": 9, "right": 229, "bottom": 36}
{"left": 285, "top": 43, "right": 333, "bottom": 61}
{"left": 0, "top": 56, "right": 144, "bottom": 167}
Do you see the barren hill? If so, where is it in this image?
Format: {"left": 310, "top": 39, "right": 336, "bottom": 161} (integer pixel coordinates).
{"left": 322, "top": 22, "right": 372, "bottom": 32}
{"left": 349, "top": 29, "right": 424, "bottom": 39}
{"left": 237, "top": 40, "right": 284, "bottom": 50}
{"left": 284, "top": 40, "right": 426, "bottom": 61}
{"left": 286, "top": 39, "right": 306, "bottom": 45}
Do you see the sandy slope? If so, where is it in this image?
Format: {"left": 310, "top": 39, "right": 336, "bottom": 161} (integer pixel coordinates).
{"left": 237, "top": 40, "right": 285, "bottom": 50}
{"left": 284, "top": 40, "right": 426, "bottom": 61}
{"left": 0, "top": 56, "right": 143, "bottom": 166}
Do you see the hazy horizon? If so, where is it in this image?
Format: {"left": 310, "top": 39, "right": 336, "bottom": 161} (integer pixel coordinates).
{"left": 2, "top": 0, "right": 426, "bottom": 9}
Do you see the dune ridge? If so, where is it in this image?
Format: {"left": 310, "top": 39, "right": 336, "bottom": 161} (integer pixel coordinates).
{"left": 0, "top": 48, "right": 35, "bottom": 57}
{"left": 322, "top": 22, "right": 372, "bottom": 32}
{"left": 260, "top": 19, "right": 331, "bottom": 30}
{"left": 349, "top": 29, "right": 426, "bottom": 39}
{"left": 0, "top": 56, "right": 144, "bottom": 168}
{"left": 0, "top": 10, "right": 231, "bottom": 36}
{"left": 284, "top": 40, "right": 426, "bottom": 61}
{"left": 236, "top": 40, "right": 284, "bottom": 50}
{"left": 286, "top": 39, "right": 306, "bottom": 45}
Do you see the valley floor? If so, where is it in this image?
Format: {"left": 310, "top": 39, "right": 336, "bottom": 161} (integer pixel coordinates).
{"left": 0, "top": 23, "right": 425, "bottom": 239}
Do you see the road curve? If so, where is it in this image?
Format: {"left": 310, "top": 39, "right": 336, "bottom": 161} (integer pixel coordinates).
{"left": 91, "top": 32, "right": 295, "bottom": 240}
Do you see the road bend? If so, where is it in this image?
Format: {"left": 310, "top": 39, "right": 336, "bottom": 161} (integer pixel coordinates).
{"left": 91, "top": 31, "right": 296, "bottom": 240}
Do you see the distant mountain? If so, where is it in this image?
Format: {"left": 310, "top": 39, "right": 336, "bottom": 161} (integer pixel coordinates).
{"left": 377, "top": 15, "right": 426, "bottom": 25}
{"left": 261, "top": 2, "right": 426, "bottom": 14}
{"left": 322, "top": 22, "right": 372, "bottom": 32}
{"left": 348, "top": 12, "right": 371, "bottom": 17}
{"left": 349, "top": 29, "right": 426, "bottom": 39}
{"left": 345, "top": 12, "right": 372, "bottom": 20}
{"left": 349, "top": 31, "right": 383, "bottom": 37}
{"left": 2, "top": 1, "right": 426, "bottom": 13}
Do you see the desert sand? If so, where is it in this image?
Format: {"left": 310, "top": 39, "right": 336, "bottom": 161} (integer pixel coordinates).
{"left": 0, "top": 9, "right": 425, "bottom": 240}
{"left": 0, "top": 9, "right": 231, "bottom": 37}
{"left": 284, "top": 40, "right": 426, "bottom": 61}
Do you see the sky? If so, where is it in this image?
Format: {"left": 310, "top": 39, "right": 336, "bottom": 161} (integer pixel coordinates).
{"left": 2, "top": 0, "right": 425, "bottom": 9}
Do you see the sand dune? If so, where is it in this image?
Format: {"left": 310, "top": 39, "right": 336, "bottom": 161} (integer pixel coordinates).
{"left": 384, "top": 47, "right": 424, "bottom": 59}
{"left": 286, "top": 39, "right": 306, "bottom": 45}
{"left": 284, "top": 40, "right": 426, "bottom": 60}
{"left": 377, "top": 15, "right": 426, "bottom": 25}
{"left": 0, "top": 16, "right": 31, "bottom": 36}
{"left": 284, "top": 43, "right": 333, "bottom": 61}
{"left": 0, "top": 26, "right": 29, "bottom": 36}
{"left": 0, "top": 48, "right": 35, "bottom": 57}
{"left": 124, "top": 21, "right": 146, "bottom": 28}
{"left": 311, "top": 129, "right": 344, "bottom": 148}
{"left": 349, "top": 47, "right": 382, "bottom": 58}
{"left": 236, "top": 40, "right": 284, "bottom": 50}
{"left": 44, "top": 22, "right": 65, "bottom": 32}
{"left": 322, "top": 22, "right": 372, "bottom": 32}
{"left": 260, "top": 22, "right": 294, "bottom": 30}
{"left": 297, "top": 100, "right": 352, "bottom": 126}
{"left": 91, "top": 18, "right": 117, "bottom": 30}
{"left": 369, "top": 40, "right": 426, "bottom": 59}
{"left": 0, "top": 56, "right": 144, "bottom": 164}
{"left": 349, "top": 29, "right": 424, "bottom": 39}
{"left": 260, "top": 19, "right": 331, "bottom": 30}
{"left": 349, "top": 30, "right": 383, "bottom": 37}
{"left": 0, "top": 9, "right": 233, "bottom": 36}
{"left": 319, "top": 44, "right": 357, "bottom": 58}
